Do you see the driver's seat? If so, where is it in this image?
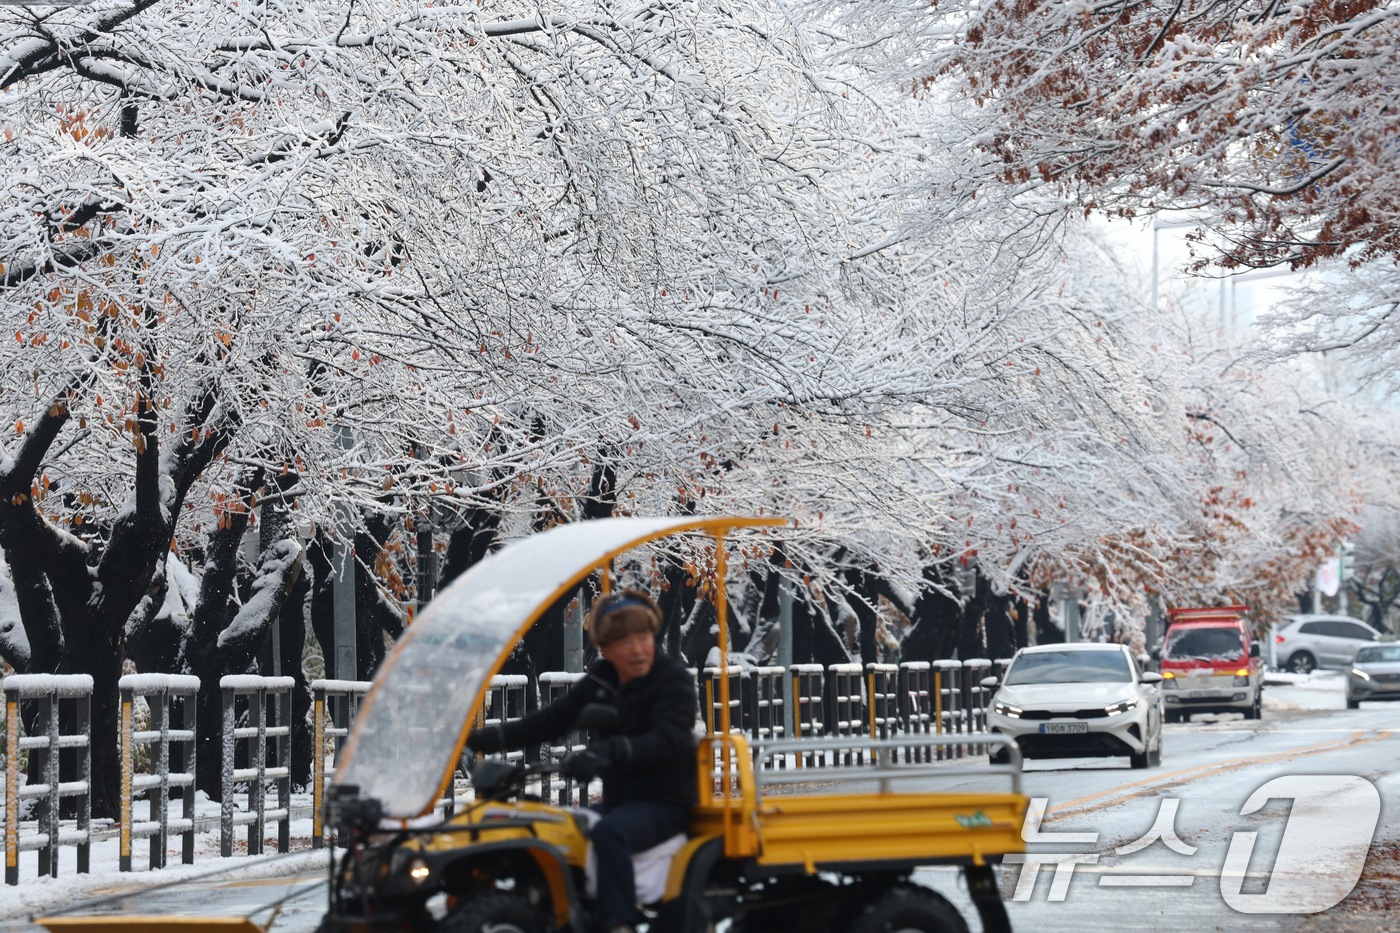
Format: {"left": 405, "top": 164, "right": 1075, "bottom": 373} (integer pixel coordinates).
{"left": 571, "top": 809, "right": 688, "bottom": 905}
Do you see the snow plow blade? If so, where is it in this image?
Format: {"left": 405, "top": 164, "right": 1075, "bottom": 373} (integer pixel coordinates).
{"left": 38, "top": 918, "right": 265, "bottom": 933}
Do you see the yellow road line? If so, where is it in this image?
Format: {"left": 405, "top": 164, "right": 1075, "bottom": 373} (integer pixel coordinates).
{"left": 1043, "top": 730, "right": 1393, "bottom": 824}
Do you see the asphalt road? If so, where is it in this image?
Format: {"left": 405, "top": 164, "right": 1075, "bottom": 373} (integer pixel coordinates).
{"left": 916, "top": 698, "right": 1400, "bottom": 932}
{"left": 10, "top": 687, "right": 1396, "bottom": 933}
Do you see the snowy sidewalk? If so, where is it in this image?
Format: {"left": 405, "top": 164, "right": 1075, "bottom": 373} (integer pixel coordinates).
{"left": 0, "top": 845, "right": 329, "bottom": 923}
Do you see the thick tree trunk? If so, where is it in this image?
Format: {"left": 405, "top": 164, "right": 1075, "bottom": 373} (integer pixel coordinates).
{"left": 0, "top": 372, "right": 236, "bottom": 816}
{"left": 438, "top": 503, "right": 502, "bottom": 588}
{"left": 1012, "top": 597, "right": 1030, "bottom": 649}
{"left": 279, "top": 561, "right": 313, "bottom": 786}
{"left": 187, "top": 472, "right": 259, "bottom": 801}
{"left": 904, "top": 565, "right": 962, "bottom": 663}
{"left": 1033, "top": 593, "right": 1059, "bottom": 644}
{"left": 985, "top": 588, "right": 1016, "bottom": 660}
{"left": 656, "top": 558, "right": 695, "bottom": 659}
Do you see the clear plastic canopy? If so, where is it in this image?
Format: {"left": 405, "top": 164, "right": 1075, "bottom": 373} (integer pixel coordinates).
{"left": 335, "top": 515, "right": 779, "bottom": 818}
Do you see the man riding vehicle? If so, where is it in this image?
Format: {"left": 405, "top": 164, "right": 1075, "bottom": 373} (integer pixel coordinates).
{"left": 467, "top": 589, "right": 696, "bottom": 933}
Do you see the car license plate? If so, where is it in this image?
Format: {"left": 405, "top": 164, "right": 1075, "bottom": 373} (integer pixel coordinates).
{"left": 1040, "top": 723, "right": 1088, "bottom": 735}
{"left": 1188, "top": 690, "right": 1216, "bottom": 698}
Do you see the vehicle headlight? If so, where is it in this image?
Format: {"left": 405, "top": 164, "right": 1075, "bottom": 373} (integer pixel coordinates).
{"left": 1104, "top": 698, "right": 1139, "bottom": 716}
{"left": 1233, "top": 668, "right": 1250, "bottom": 686}
{"left": 993, "top": 700, "right": 1022, "bottom": 719}
{"left": 1161, "top": 673, "right": 1177, "bottom": 690}
{"left": 408, "top": 857, "right": 431, "bottom": 885}
{"left": 1351, "top": 668, "right": 1372, "bottom": 682}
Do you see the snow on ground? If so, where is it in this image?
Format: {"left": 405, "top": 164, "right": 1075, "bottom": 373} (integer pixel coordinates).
{"left": 1263, "top": 670, "right": 1348, "bottom": 711}
{"left": 0, "top": 841, "right": 327, "bottom": 922}
{"left": 0, "top": 789, "right": 325, "bottom": 923}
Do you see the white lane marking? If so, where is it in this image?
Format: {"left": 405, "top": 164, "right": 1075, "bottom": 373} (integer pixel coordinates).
{"left": 1098, "top": 875, "right": 1195, "bottom": 887}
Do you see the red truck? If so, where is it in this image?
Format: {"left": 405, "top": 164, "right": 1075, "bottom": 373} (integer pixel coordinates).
{"left": 1159, "top": 606, "right": 1263, "bottom": 722}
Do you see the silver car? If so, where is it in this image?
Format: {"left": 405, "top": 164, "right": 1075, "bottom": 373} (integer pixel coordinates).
{"left": 1347, "top": 644, "right": 1400, "bottom": 708}
{"left": 1273, "top": 614, "right": 1383, "bottom": 673}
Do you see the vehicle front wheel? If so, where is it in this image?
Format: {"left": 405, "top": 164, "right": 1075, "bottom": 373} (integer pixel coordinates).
{"left": 846, "top": 885, "right": 969, "bottom": 933}
{"left": 1287, "top": 651, "right": 1316, "bottom": 675}
{"left": 1347, "top": 698, "right": 1360, "bottom": 710}
{"left": 439, "top": 894, "right": 546, "bottom": 933}
{"left": 1164, "top": 710, "right": 1181, "bottom": 724}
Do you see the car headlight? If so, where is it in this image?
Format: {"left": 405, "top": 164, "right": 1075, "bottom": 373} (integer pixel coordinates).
{"left": 1233, "top": 668, "right": 1250, "bottom": 686}
{"left": 1161, "top": 673, "right": 1177, "bottom": 690}
{"left": 1104, "top": 698, "right": 1139, "bottom": 716}
{"left": 993, "top": 700, "right": 1023, "bottom": 719}
{"left": 1351, "top": 668, "right": 1372, "bottom": 682}
{"left": 408, "top": 857, "right": 431, "bottom": 885}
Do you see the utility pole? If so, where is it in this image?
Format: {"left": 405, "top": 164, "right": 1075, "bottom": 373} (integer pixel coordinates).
{"left": 1053, "top": 582, "right": 1080, "bottom": 643}
{"left": 1151, "top": 216, "right": 1201, "bottom": 313}
{"left": 777, "top": 579, "right": 794, "bottom": 739}
{"left": 332, "top": 424, "right": 357, "bottom": 683}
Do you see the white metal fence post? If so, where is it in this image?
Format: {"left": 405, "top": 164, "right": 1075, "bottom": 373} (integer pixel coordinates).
{"left": 220, "top": 675, "right": 293, "bottom": 857}
{"left": 4, "top": 684, "right": 18, "bottom": 885}
{"left": 1, "top": 675, "right": 93, "bottom": 882}
{"left": 310, "top": 679, "right": 372, "bottom": 849}
{"left": 119, "top": 675, "right": 200, "bottom": 872}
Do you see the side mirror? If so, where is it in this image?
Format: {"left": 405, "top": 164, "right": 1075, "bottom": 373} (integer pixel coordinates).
{"left": 1250, "top": 642, "right": 1261, "bottom": 657}
{"left": 1140, "top": 672, "right": 1163, "bottom": 684}
{"left": 574, "top": 703, "right": 621, "bottom": 736}
{"left": 1148, "top": 646, "right": 1161, "bottom": 661}
{"left": 980, "top": 675, "right": 999, "bottom": 689}
{"left": 471, "top": 758, "right": 523, "bottom": 795}
{"left": 327, "top": 783, "right": 384, "bottom": 833}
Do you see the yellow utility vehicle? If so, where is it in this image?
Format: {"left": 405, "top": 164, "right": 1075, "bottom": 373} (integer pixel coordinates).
{"left": 321, "top": 517, "right": 1028, "bottom": 933}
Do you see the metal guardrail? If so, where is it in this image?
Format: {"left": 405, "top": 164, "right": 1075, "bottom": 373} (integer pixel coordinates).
{"left": 311, "top": 679, "right": 372, "bottom": 849}
{"left": 964, "top": 658, "right": 993, "bottom": 754}
{"left": 702, "top": 666, "right": 743, "bottom": 736}
{"left": 827, "top": 663, "right": 865, "bottom": 765}
{"left": 933, "top": 660, "right": 963, "bottom": 760}
{"left": 866, "top": 663, "right": 899, "bottom": 740}
{"left": 899, "top": 662, "right": 933, "bottom": 763}
{"left": 119, "top": 674, "right": 198, "bottom": 871}
{"left": 538, "top": 672, "right": 586, "bottom": 807}
{"left": 753, "top": 735, "right": 1024, "bottom": 795}
{"left": 220, "top": 675, "right": 293, "bottom": 857}
{"left": 3, "top": 674, "right": 92, "bottom": 884}
{"left": 789, "top": 664, "right": 826, "bottom": 767}
{"left": 747, "top": 666, "right": 786, "bottom": 745}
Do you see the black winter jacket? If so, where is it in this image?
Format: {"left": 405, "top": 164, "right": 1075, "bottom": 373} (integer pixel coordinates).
{"left": 493, "top": 653, "right": 697, "bottom": 810}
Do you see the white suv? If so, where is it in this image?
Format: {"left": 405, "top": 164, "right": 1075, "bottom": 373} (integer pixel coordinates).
{"left": 1274, "top": 615, "right": 1384, "bottom": 673}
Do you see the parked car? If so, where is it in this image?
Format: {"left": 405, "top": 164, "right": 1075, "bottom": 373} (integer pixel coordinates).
{"left": 986, "top": 643, "right": 1164, "bottom": 769}
{"left": 1274, "top": 615, "right": 1384, "bottom": 674}
{"left": 1159, "top": 607, "right": 1263, "bottom": 721}
{"left": 1347, "top": 644, "right": 1400, "bottom": 708}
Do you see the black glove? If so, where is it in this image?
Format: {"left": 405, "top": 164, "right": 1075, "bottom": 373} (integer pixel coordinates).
{"left": 560, "top": 741, "right": 615, "bottom": 782}
{"left": 466, "top": 725, "right": 505, "bottom": 756}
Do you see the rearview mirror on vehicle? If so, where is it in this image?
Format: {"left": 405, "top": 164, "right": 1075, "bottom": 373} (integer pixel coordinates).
{"left": 1140, "top": 672, "right": 1163, "bottom": 684}
{"left": 1250, "top": 641, "right": 1261, "bottom": 657}
{"left": 574, "top": 702, "right": 621, "bottom": 735}
{"left": 470, "top": 758, "right": 522, "bottom": 795}
{"left": 980, "top": 675, "right": 999, "bottom": 688}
